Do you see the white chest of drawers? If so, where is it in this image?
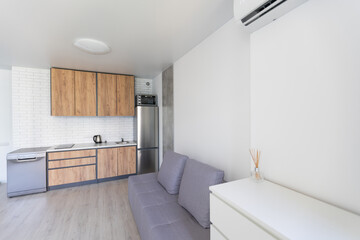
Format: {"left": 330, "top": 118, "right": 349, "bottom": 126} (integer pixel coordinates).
{"left": 209, "top": 178, "right": 360, "bottom": 240}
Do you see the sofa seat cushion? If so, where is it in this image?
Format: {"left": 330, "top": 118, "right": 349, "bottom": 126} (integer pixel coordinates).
{"left": 128, "top": 173, "right": 210, "bottom": 240}
{"left": 178, "top": 159, "right": 224, "bottom": 228}
{"left": 150, "top": 218, "right": 210, "bottom": 240}
{"left": 157, "top": 151, "right": 189, "bottom": 194}
{"left": 128, "top": 171, "right": 158, "bottom": 185}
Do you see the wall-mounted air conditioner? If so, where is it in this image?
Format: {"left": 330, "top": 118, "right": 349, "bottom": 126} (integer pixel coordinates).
{"left": 234, "top": 0, "right": 308, "bottom": 32}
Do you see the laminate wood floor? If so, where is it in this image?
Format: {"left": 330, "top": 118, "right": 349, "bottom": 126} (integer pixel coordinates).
{"left": 0, "top": 180, "right": 140, "bottom": 240}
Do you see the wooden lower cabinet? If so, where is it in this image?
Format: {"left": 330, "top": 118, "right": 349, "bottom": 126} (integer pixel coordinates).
{"left": 48, "top": 157, "right": 96, "bottom": 169}
{"left": 97, "top": 148, "right": 118, "bottom": 179}
{"left": 48, "top": 149, "right": 96, "bottom": 160}
{"left": 48, "top": 146, "right": 136, "bottom": 188}
{"left": 118, "top": 146, "right": 136, "bottom": 175}
{"left": 48, "top": 165, "right": 96, "bottom": 186}
{"left": 47, "top": 149, "right": 97, "bottom": 187}
{"left": 97, "top": 146, "right": 136, "bottom": 179}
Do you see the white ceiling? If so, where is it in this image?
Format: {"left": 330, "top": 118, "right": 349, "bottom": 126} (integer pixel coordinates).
{"left": 0, "top": 0, "right": 233, "bottom": 78}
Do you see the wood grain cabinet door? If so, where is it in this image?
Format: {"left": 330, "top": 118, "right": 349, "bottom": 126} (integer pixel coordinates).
{"left": 51, "top": 68, "right": 75, "bottom": 116}
{"left": 117, "top": 146, "right": 136, "bottom": 175}
{"left": 48, "top": 165, "right": 96, "bottom": 186}
{"left": 117, "top": 75, "right": 135, "bottom": 116}
{"left": 97, "top": 148, "right": 118, "bottom": 179}
{"left": 97, "top": 73, "right": 117, "bottom": 116}
{"left": 48, "top": 149, "right": 96, "bottom": 160}
{"left": 74, "top": 71, "right": 96, "bottom": 116}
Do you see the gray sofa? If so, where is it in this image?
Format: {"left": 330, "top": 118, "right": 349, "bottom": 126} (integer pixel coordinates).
{"left": 128, "top": 151, "right": 224, "bottom": 240}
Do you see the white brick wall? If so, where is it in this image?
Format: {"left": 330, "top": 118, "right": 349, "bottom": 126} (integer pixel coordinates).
{"left": 12, "top": 67, "right": 153, "bottom": 149}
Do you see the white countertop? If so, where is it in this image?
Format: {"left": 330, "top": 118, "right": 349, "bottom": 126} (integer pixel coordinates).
{"left": 210, "top": 178, "right": 360, "bottom": 240}
{"left": 47, "top": 141, "right": 137, "bottom": 152}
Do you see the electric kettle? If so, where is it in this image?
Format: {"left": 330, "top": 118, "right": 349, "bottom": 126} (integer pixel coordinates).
{"left": 93, "top": 135, "right": 102, "bottom": 144}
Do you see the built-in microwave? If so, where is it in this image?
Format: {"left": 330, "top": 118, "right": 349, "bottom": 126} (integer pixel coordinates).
{"left": 136, "top": 95, "right": 157, "bottom": 106}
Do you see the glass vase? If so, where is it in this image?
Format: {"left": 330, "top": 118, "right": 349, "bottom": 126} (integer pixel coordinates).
{"left": 251, "top": 167, "right": 264, "bottom": 182}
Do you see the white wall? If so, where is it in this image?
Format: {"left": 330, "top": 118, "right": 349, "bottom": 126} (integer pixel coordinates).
{"left": 12, "top": 67, "right": 152, "bottom": 149}
{"left": 152, "top": 72, "right": 163, "bottom": 166}
{"left": 0, "top": 69, "right": 12, "bottom": 183}
{"left": 251, "top": 0, "right": 360, "bottom": 214}
{"left": 174, "top": 20, "right": 251, "bottom": 181}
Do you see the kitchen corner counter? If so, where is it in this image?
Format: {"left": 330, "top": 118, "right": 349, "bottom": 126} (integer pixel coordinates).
{"left": 46, "top": 141, "right": 137, "bottom": 152}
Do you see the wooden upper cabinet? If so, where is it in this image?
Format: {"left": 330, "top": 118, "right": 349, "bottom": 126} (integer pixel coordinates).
{"left": 51, "top": 68, "right": 75, "bottom": 116}
{"left": 51, "top": 68, "right": 134, "bottom": 117}
{"left": 74, "top": 71, "right": 96, "bottom": 116}
{"left": 117, "top": 75, "right": 135, "bottom": 116}
{"left": 118, "top": 146, "right": 136, "bottom": 175}
{"left": 51, "top": 68, "right": 96, "bottom": 116}
{"left": 97, "top": 73, "right": 117, "bottom": 116}
{"left": 98, "top": 73, "right": 135, "bottom": 116}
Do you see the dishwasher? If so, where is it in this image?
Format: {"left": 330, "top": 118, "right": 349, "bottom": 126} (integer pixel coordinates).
{"left": 7, "top": 147, "right": 49, "bottom": 197}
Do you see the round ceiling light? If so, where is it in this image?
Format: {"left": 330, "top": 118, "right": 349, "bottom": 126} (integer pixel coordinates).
{"left": 73, "top": 38, "right": 111, "bottom": 55}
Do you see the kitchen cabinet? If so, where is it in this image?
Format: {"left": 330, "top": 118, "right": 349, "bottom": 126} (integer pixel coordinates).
{"left": 47, "top": 149, "right": 97, "bottom": 187}
{"left": 97, "top": 73, "right": 118, "bottom": 116}
{"left": 51, "top": 68, "right": 96, "bottom": 116}
{"left": 48, "top": 149, "right": 96, "bottom": 160}
{"left": 97, "top": 148, "right": 118, "bottom": 179}
{"left": 47, "top": 145, "right": 136, "bottom": 189}
{"left": 48, "top": 157, "right": 96, "bottom": 169}
{"left": 117, "top": 146, "right": 136, "bottom": 175}
{"left": 51, "top": 68, "right": 134, "bottom": 116}
{"left": 48, "top": 165, "right": 96, "bottom": 186}
{"left": 74, "top": 71, "right": 97, "bottom": 116}
{"left": 51, "top": 68, "right": 75, "bottom": 116}
{"left": 97, "top": 73, "right": 135, "bottom": 116}
{"left": 97, "top": 146, "right": 136, "bottom": 179}
{"left": 117, "top": 75, "right": 135, "bottom": 116}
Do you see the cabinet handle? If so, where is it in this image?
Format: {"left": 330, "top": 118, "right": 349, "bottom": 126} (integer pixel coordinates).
{"left": 10, "top": 157, "right": 41, "bottom": 163}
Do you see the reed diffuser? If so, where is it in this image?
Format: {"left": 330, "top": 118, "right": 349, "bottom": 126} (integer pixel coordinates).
{"left": 249, "top": 148, "right": 264, "bottom": 182}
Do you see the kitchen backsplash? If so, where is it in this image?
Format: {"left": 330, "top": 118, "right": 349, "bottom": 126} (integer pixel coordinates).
{"left": 12, "top": 67, "right": 153, "bottom": 149}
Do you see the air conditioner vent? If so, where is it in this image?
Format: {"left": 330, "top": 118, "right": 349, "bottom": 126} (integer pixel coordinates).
{"left": 242, "top": 0, "right": 287, "bottom": 26}
{"left": 234, "top": 0, "right": 308, "bottom": 32}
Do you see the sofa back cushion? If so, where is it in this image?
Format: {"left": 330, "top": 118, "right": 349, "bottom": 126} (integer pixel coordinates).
{"left": 178, "top": 159, "right": 224, "bottom": 228}
{"left": 157, "top": 151, "right": 189, "bottom": 194}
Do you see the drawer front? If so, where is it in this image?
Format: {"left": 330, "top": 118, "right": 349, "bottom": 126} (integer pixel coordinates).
{"left": 48, "top": 157, "right": 96, "bottom": 169}
{"left": 48, "top": 149, "right": 96, "bottom": 160}
{"left": 48, "top": 165, "right": 96, "bottom": 186}
{"left": 210, "top": 194, "right": 275, "bottom": 240}
{"left": 211, "top": 225, "right": 227, "bottom": 240}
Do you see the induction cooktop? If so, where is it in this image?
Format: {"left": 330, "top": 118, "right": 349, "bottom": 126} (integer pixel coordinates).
{"left": 54, "top": 144, "right": 74, "bottom": 149}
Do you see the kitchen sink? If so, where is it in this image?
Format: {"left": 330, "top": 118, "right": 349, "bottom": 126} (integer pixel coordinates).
{"left": 116, "top": 141, "right": 129, "bottom": 144}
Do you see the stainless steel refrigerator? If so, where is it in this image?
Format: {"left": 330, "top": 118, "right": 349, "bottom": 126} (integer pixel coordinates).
{"left": 135, "top": 105, "right": 159, "bottom": 174}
